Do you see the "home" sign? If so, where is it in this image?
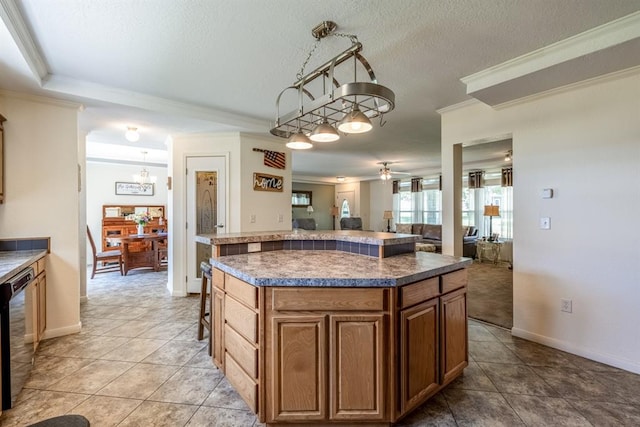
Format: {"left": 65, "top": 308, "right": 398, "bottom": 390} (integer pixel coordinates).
{"left": 253, "top": 172, "right": 283, "bottom": 192}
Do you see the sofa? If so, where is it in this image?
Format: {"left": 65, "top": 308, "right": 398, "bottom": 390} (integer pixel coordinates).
{"left": 395, "top": 223, "right": 478, "bottom": 258}
{"left": 292, "top": 218, "right": 316, "bottom": 230}
{"left": 339, "top": 217, "right": 363, "bottom": 230}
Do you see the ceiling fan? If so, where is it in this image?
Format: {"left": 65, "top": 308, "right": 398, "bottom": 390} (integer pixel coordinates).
{"left": 377, "top": 162, "right": 410, "bottom": 180}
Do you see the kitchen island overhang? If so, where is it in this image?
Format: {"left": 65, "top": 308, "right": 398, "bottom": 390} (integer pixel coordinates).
{"left": 204, "top": 236, "right": 471, "bottom": 426}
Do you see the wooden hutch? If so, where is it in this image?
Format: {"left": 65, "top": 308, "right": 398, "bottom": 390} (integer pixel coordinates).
{"left": 101, "top": 205, "right": 167, "bottom": 252}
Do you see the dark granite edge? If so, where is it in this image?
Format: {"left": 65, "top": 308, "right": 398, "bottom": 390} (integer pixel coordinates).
{"left": 197, "top": 231, "right": 420, "bottom": 246}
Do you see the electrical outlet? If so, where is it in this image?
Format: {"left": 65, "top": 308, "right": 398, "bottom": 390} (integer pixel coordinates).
{"left": 250, "top": 214, "right": 256, "bottom": 223}
{"left": 278, "top": 213, "right": 284, "bottom": 223}
{"left": 248, "top": 242, "right": 261, "bottom": 253}
{"left": 561, "top": 299, "right": 572, "bottom": 313}
{"left": 540, "top": 217, "right": 551, "bottom": 230}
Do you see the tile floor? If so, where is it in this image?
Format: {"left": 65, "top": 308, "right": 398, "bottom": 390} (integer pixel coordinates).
{"left": 1, "top": 268, "right": 640, "bottom": 426}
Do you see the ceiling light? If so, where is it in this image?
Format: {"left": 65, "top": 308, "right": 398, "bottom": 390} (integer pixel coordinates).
{"left": 309, "top": 118, "right": 340, "bottom": 142}
{"left": 270, "top": 20, "right": 395, "bottom": 146}
{"left": 125, "top": 127, "right": 139, "bottom": 142}
{"left": 336, "top": 176, "right": 345, "bottom": 182}
{"left": 380, "top": 165, "right": 392, "bottom": 181}
{"left": 133, "top": 151, "right": 156, "bottom": 190}
{"left": 286, "top": 130, "right": 313, "bottom": 150}
{"left": 505, "top": 150, "right": 512, "bottom": 162}
{"left": 338, "top": 104, "right": 373, "bottom": 134}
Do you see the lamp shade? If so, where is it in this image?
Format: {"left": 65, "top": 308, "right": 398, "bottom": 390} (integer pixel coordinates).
{"left": 331, "top": 206, "right": 339, "bottom": 216}
{"left": 483, "top": 205, "right": 500, "bottom": 216}
{"left": 309, "top": 119, "right": 340, "bottom": 142}
{"left": 383, "top": 210, "right": 394, "bottom": 220}
{"left": 286, "top": 131, "right": 313, "bottom": 149}
{"left": 306, "top": 205, "right": 314, "bottom": 213}
{"left": 337, "top": 104, "right": 373, "bottom": 134}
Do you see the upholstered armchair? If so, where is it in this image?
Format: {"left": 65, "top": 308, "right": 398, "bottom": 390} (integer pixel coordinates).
{"left": 339, "top": 217, "right": 363, "bottom": 230}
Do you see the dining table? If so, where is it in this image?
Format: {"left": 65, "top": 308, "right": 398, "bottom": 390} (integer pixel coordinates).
{"left": 105, "top": 232, "right": 168, "bottom": 275}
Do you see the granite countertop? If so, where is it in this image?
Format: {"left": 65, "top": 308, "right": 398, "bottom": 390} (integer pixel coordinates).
{"left": 210, "top": 250, "right": 472, "bottom": 287}
{"left": 196, "top": 229, "right": 420, "bottom": 246}
{"left": 0, "top": 250, "right": 48, "bottom": 283}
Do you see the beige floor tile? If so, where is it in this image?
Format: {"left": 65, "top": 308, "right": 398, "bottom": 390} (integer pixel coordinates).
{"left": 186, "top": 405, "right": 257, "bottom": 426}
{"left": 70, "top": 395, "right": 143, "bottom": 427}
{"left": 148, "top": 367, "right": 224, "bottom": 405}
{"left": 24, "top": 355, "right": 95, "bottom": 389}
{"left": 0, "top": 390, "right": 90, "bottom": 427}
{"left": 99, "top": 337, "right": 168, "bottom": 362}
{"left": 143, "top": 320, "right": 195, "bottom": 340}
{"left": 96, "top": 363, "right": 178, "bottom": 399}
{"left": 118, "top": 401, "right": 198, "bottom": 426}
{"left": 142, "top": 339, "right": 207, "bottom": 365}
{"left": 202, "top": 378, "right": 252, "bottom": 411}
{"left": 100, "top": 319, "right": 162, "bottom": 337}
{"left": 47, "top": 359, "right": 135, "bottom": 394}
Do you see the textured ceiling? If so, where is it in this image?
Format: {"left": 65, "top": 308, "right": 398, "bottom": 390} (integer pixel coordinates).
{"left": 1, "top": 0, "right": 639, "bottom": 181}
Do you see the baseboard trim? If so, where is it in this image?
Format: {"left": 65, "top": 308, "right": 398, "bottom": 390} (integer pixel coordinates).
{"left": 511, "top": 327, "right": 640, "bottom": 375}
{"left": 42, "top": 322, "right": 82, "bottom": 340}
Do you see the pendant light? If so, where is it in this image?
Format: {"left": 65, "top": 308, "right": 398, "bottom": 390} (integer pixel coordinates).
{"left": 309, "top": 118, "right": 340, "bottom": 142}
{"left": 338, "top": 104, "right": 373, "bottom": 133}
{"left": 286, "top": 125, "right": 313, "bottom": 150}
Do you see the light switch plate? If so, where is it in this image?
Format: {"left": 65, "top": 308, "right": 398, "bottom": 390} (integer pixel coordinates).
{"left": 248, "top": 243, "right": 261, "bottom": 253}
{"left": 542, "top": 188, "right": 554, "bottom": 198}
{"left": 540, "top": 217, "right": 551, "bottom": 229}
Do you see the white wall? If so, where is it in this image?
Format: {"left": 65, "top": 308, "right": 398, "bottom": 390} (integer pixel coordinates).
{"left": 168, "top": 132, "right": 291, "bottom": 296}
{"left": 0, "top": 92, "right": 82, "bottom": 339}
{"left": 441, "top": 71, "right": 640, "bottom": 373}
{"left": 292, "top": 182, "right": 335, "bottom": 230}
{"left": 368, "top": 179, "right": 394, "bottom": 232}
{"left": 85, "top": 161, "right": 168, "bottom": 261}
{"left": 240, "top": 134, "right": 292, "bottom": 232}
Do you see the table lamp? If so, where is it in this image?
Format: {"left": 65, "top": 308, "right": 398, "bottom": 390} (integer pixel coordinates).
{"left": 306, "top": 205, "right": 314, "bottom": 216}
{"left": 483, "top": 205, "right": 500, "bottom": 240}
{"left": 330, "top": 206, "right": 339, "bottom": 230}
{"left": 383, "top": 210, "right": 394, "bottom": 232}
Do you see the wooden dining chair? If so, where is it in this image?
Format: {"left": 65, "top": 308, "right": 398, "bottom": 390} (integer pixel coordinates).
{"left": 87, "top": 226, "right": 123, "bottom": 279}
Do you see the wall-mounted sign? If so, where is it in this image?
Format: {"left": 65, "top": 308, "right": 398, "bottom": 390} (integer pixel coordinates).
{"left": 253, "top": 173, "right": 283, "bottom": 192}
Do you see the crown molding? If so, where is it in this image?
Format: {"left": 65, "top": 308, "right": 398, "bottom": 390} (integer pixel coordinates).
{"left": 0, "top": 0, "right": 48, "bottom": 82}
{"left": 43, "top": 74, "right": 269, "bottom": 131}
{"left": 461, "top": 11, "right": 640, "bottom": 101}
{"left": 0, "top": 88, "right": 82, "bottom": 109}
{"left": 436, "top": 98, "right": 483, "bottom": 115}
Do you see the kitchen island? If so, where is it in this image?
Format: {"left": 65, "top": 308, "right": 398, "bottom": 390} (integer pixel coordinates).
{"left": 204, "top": 231, "right": 471, "bottom": 426}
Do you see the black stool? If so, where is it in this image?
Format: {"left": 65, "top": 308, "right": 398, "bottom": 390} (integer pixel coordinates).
{"left": 198, "top": 261, "right": 212, "bottom": 355}
{"left": 28, "top": 415, "right": 90, "bottom": 427}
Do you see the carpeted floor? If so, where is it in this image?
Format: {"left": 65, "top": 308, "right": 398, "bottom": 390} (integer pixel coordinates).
{"left": 467, "top": 261, "right": 513, "bottom": 329}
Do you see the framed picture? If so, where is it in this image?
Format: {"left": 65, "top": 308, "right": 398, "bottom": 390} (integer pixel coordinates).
{"left": 292, "top": 190, "right": 312, "bottom": 207}
{"left": 115, "top": 182, "right": 154, "bottom": 196}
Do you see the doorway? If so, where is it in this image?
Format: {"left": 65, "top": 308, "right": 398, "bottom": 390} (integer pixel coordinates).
{"left": 336, "top": 190, "right": 355, "bottom": 226}
{"left": 186, "top": 156, "right": 226, "bottom": 293}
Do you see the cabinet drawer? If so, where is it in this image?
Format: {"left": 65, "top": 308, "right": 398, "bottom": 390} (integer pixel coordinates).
{"left": 225, "top": 296, "right": 258, "bottom": 343}
{"left": 399, "top": 278, "right": 439, "bottom": 309}
{"left": 213, "top": 268, "right": 225, "bottom": 290}
{"left": 226, "top": 274, "right": 258, "bottom": 309}
{"left": 441, "top": 269, "right": 467, "bottom": 294}
{"left": 272, "top": 288, "right": 386, "bottom": 311}
{"left": 225, "top": 323, "right": 258, "bottom": 378}
{"left": 225, "top": 352, "right": 258, "bottom": 413}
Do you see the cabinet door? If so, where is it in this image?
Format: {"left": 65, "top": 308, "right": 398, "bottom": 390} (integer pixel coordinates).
{"left": 269, "top": 315, "right": 326, "bottom": 422}
{"left": 37, "top": 275, "right": 46, "bottom": 339}
{"left": 212, "top": 288, "right": 225, "bottom": 370}
{"left": 399, "top": 298, "right": 439, "bottom": 414}
{"left": 329, "top": 314, "right": 385, "bottom": 421}
{"left": 440, "top": 288, "right": 468, "bottom": 385}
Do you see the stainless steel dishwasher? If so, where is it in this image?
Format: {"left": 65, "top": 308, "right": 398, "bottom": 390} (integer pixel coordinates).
{"left": 0, "top": 266, "right": 35, "bottom": 410}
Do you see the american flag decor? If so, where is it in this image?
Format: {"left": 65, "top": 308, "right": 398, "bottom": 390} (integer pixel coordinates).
{"left": 253, "top": 148, "right": 286, "bottom": 170}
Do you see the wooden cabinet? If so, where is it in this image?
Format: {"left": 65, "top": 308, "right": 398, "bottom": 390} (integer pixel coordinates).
{"left": 27, "top": 255, "right": 47, "bottom": 349}
{"left": 0, "top": 114, "right": 5, "bottom": 204}
{"left": 399, "top": 298, "right": 439, "bottom": 414}
{"left": 266, "top": 288, "right": 389, "bottom": 424}
{"left": 211, "top": 267, "right": 468, "bottom": 426}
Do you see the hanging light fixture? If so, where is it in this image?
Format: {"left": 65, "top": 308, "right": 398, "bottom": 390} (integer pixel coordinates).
{"left": 271, "top": 21, "right": 395, "bottom": 148}
{"left": 379, "top": 164, "right": 392, "bottom": 181}
{"left": 504, "top": 150, "right": 513, "bottom": 162}
{"left": 125, "top": 127, "right": 140, "bottom": 142}
{"left": 338, "top": 104, "right": 372, "bottom": 133}
{"left": 133, "top": 151, "right": 157, "bottom": 191}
